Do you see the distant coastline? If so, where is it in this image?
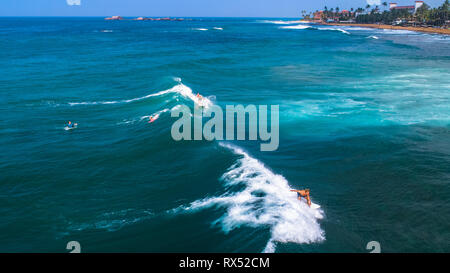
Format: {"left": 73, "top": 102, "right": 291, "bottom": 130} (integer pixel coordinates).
{"left": 105, "top": 16, "right": 185, "bottom": 21}
{"left": 300, "top": 0, "right": 450, "bottom": 36}
{"left": 321, "top": 22, "right": 450, "bottom": 35}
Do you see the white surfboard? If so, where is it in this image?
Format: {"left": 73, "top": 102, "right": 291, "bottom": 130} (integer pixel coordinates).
{"left": 301, "top": 199, "right": 320, "bottom": 209}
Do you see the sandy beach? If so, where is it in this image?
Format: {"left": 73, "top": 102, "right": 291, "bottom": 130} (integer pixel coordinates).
{"left": 322, "top": 23, "right": 450, "bottom": 35}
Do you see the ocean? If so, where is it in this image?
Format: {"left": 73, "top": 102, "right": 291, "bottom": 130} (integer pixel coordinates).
{"left": 0, "top": 17, "right": 449, "bottom": 252}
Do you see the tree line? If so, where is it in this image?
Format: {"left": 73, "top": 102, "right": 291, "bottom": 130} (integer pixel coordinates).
{"left": 303, "top": 0, "right": 449, "bottom": 27}
{"left": 355, "top": 0, "right": 449, "bottom": 26}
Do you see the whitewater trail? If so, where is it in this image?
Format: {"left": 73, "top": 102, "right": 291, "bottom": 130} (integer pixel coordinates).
{"left": 280, "top": 25, "right": 312, "bottom": 30}
{"left": 68, "top": 87, "right": 174, "bottom": 106}
{"left": 261, "top": 20, "right": 307, "bottom": 25}
{"left": 172, "top": 143, "right": 325, "bottom": 253}
{"left": 318, "top": 27, "right": 350, "bottom": 34}
{"left": 68, "top": 78, "right": 212, "bottom": 108}
{"left": 280, "top": 25, "right": 350, "bottom": 34}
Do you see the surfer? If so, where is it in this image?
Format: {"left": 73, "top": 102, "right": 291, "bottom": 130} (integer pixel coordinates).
{"left": 197, "top": 92, "right": 206, "bottom": 100}
{"left": 290, "top": 189, "right": 311, "bottom": 207}
{"left": 65, "top": 121, "right": 78, "bottom": 130}
{"left": 196, "top": 93, "right": 205, "bottom": 108}
{"left": 149, "top": 114, "right": 160, "bottom": 123}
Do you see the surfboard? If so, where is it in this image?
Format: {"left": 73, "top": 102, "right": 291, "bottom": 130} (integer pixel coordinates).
{"left": 301, "top": 199, "right": 320, "bottom": 209}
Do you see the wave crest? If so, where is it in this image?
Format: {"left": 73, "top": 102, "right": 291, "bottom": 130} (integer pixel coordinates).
{"left": 280, "top": 25, "right": 312, "bottom": 30}
{"left": 69, "top": 79, "right": 211, "bottom": 108}
{"left": 174, "top": 143, "right": 325, "bottom": 252}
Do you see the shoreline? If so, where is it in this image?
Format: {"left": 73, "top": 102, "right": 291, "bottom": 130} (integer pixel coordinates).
{"left": 321, "top": 23, "right": 450, "bottom": 35}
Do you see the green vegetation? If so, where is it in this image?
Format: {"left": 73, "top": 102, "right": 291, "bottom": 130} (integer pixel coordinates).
{"left": 356, "top": 0, "right": 449, "bottom": 26}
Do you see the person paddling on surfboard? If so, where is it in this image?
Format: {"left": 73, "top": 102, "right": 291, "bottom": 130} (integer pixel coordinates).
{"left": 149, "top": 114, "right": 160, "bottom": 123}
{"left": 67, "top": 121, "right": 77, "bottom": 128}
{"left": 290, "top": 189, "right": 311, "bottom": 207}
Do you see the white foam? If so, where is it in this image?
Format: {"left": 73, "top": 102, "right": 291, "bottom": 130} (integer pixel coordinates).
{"left": 69, "top": 79, "right": 211, "bottom": 108}
{"left": 213, "top": 27, "right": 223, "bottom": 30}
{"left": 261, "top": 20, "right": 307, "bottom": 25}
{"left": 318, "top": 27, "right": 350, "bottom": 34}
{"left": 280, "top": 25, "right": 312, "bottom": 30}
{"left": 342, "top": 27, "right": 373, "bottom": 31}
{"left": 381, "top": 29, "right": 416, "bottom": 35}
{"left": 368, "top": 35, "right": 379, "bottom": 39}
{"left": 175, "top": 143, "right": 325, "bottom": 253}
{"left": 176, "top": 84, "right": 213, "bottom": 109}
{"left": 68, "top": 87, "right": 174, "bottom": 106}
{"left": 194, "top": 28, "right": 208, "bottom": 31}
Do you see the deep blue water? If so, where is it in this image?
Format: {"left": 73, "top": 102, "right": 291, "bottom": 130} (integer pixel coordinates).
{"left": 0, "top": 17, "right": 449, "bottom": 252}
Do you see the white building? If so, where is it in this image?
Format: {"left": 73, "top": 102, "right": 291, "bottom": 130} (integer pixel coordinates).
{"left": 389, "top": 1, "right": 424, "bottom": 13}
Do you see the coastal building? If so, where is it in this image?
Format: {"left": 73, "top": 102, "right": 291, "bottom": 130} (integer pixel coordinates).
{"left": 313, "top": 11, "right": 324, "bottom": 22}
{"left": 389, "top": 1, "right": 424, "bottom": 13}
{"left": 414, "top": 1, "right": 424, "bottom": 10}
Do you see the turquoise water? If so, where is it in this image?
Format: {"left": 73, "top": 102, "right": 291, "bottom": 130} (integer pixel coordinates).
{"left": 0, "top": 17, "right": 449, "bottom": 252}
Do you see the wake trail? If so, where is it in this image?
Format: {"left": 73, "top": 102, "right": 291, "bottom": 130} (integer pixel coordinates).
{"left": 68, "top": 79, "right": 212, "bottom": 108}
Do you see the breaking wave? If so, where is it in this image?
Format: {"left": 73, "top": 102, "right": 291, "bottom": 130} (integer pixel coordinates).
{"left": 172, "top": 143, "right": 325, "bottom": 253}
{"left": 318, "top": 27, "right": 350, "bottom": 34}
{"left": 279, "top": 25, "right": 350, "bottom": 34}
{"left": 69, "top": 78, "right": 212, "bottom": 108}
{"left": 261, "top": 20, "right": 308, "bottom": 25}
{"left": 280, "top": 25, "right": 312, "bottom": 30}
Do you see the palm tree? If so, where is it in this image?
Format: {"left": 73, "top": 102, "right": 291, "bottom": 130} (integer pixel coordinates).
{"left": 366, "top": 4, "right": 371, "bottom": 12}
{"left": 382, "top": 2, "right": 388, "bottom": 10}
